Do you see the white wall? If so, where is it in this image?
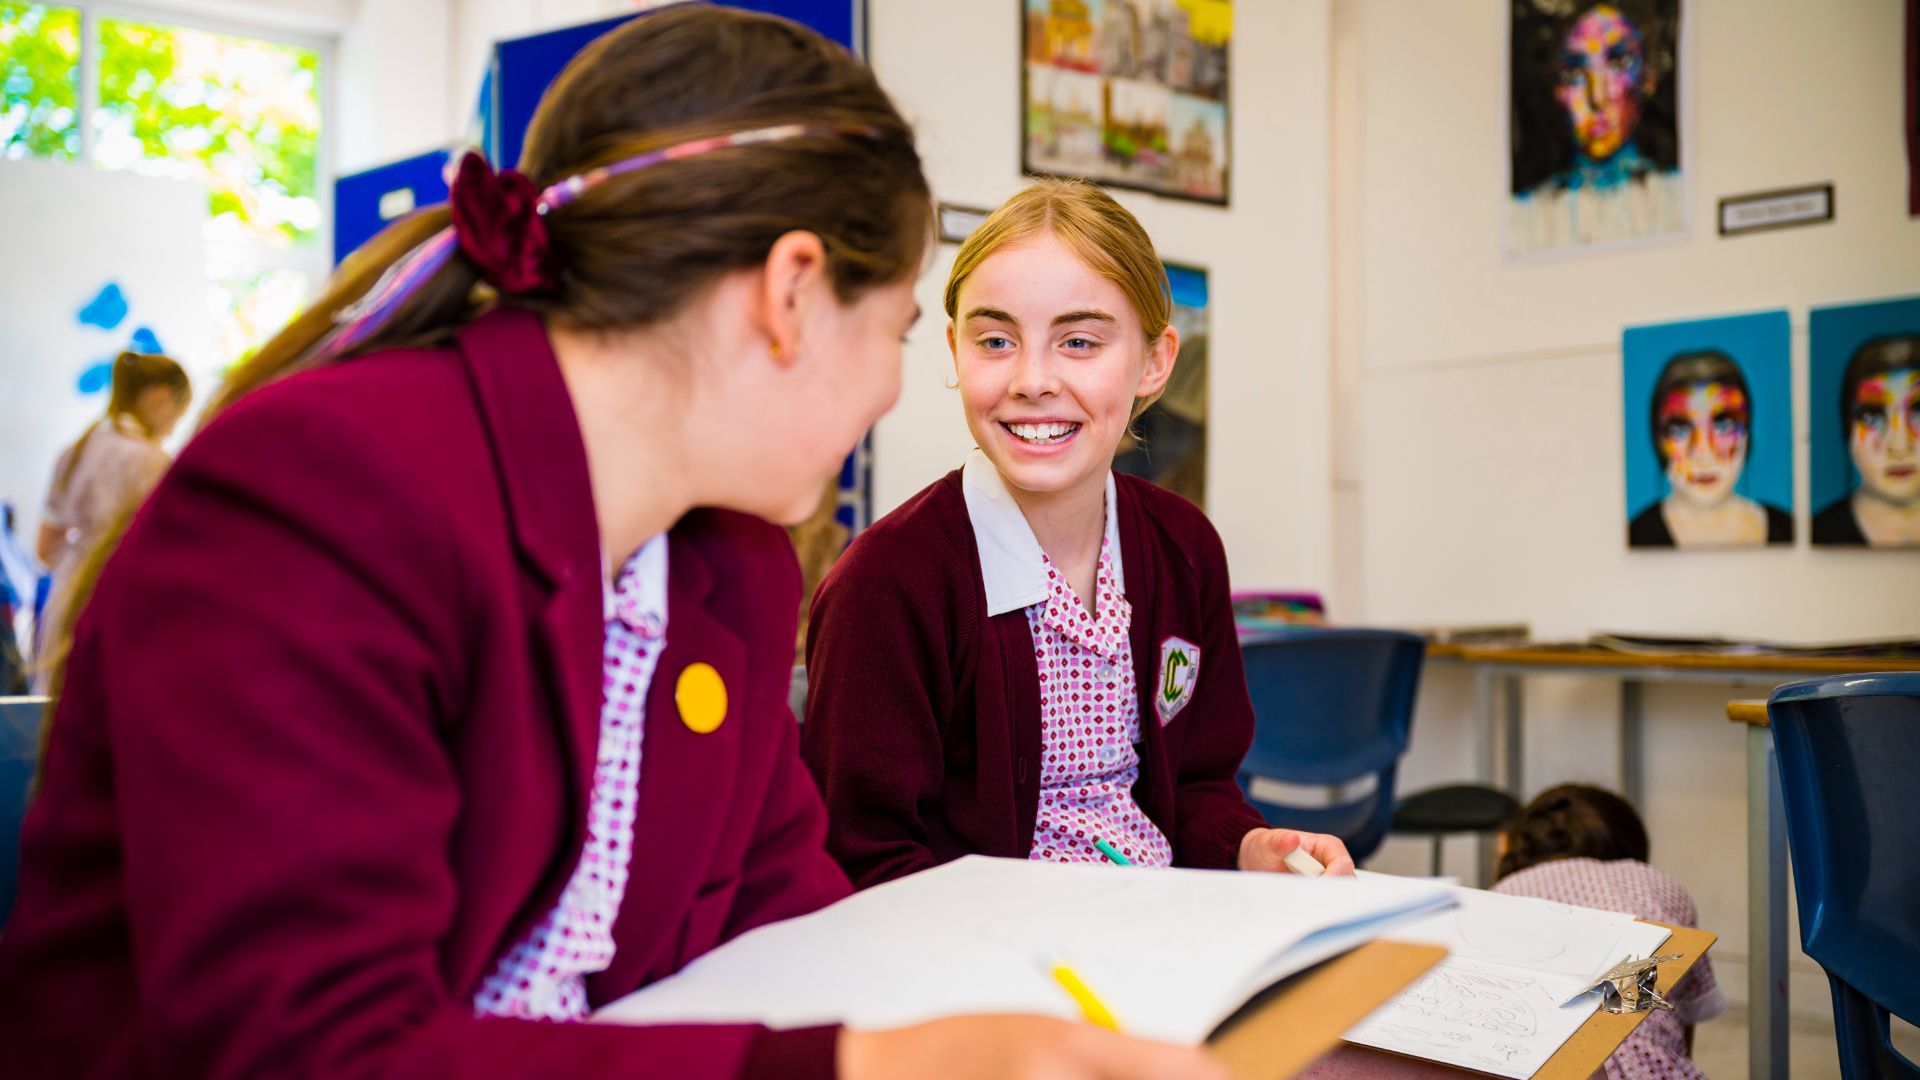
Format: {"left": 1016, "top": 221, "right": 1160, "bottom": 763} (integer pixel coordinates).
{"left": 335, "top": 0, "right": 456, "bottom": 173}
{"left": 1346, "top": 0, "right": 1920, "bottom": 641}
{"left": 0, "top": 162, "right": 211, "bottom": 544}
{"left": 869, "top": 0, "right": 1336, "bottom": 593}
{"left": 1338, "top": 0, "right": 1920, "bottom": 1024}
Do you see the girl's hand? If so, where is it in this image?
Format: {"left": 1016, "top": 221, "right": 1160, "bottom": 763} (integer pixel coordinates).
{"left": 838, "top": 1015, "right": 1233, "bottom": 1080}
{"left": 1236, "top": 828, "right": 1356, "bottom": 876}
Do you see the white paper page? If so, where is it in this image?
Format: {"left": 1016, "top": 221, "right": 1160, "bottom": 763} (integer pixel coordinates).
{"left": 594, "top": 855, "right": 1452, "bottom": 1045}
{"left": 1379, "top": 884, "right": 1641, "bottom": 998}
{"left": 1344, "top": 910, "right": 1672, "bottom": 1078}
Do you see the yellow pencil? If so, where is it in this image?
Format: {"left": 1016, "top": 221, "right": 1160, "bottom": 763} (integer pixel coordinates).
{"left": 1045, "top": 957, "right": 1124, "bottom": 1032}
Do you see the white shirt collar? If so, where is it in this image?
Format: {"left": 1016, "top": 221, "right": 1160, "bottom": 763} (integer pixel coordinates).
{"left": 961, "top": 449, "right": 1123, "bottom": 617}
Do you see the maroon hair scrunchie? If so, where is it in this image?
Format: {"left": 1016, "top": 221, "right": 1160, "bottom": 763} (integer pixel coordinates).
{"left": 449, "top": 152, "right": 553, "bottom": 295}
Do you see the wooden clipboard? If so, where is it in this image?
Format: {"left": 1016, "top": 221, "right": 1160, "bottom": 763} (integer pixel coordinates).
{"left": 1272, "top": 921, "right": 1717, "bottom": 1080}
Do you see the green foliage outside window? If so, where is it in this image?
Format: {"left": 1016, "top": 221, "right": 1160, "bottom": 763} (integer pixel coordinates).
{"left": 0, "top": 3, "right": 80, "bottom": 161}
{"left": 94, "top": 17, "right": 321, "bottom": 246}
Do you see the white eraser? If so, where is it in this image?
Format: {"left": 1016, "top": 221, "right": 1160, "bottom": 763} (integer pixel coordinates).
{"left": 1283, "top": 846, "right": 1326, "bottom": 877}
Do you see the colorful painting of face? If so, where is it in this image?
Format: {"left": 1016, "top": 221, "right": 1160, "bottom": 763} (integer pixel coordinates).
{"left": 1656, "top": 381, "right": 1747, "bottom": 508}
{"left": 1509, "top": 0, "right": 1684, "bottom": 256}
{"left": 1555, "top": 5, "right": 1647, "bottom": 162}
{"left": 1809, "top": 298, "right": 1920, "bottom": 548}
{"left": 1848, "top": 368, "right": 1920, "bottom": 504}
{"left": 1623, "top": 311, "right": 1793, "bottom": 549}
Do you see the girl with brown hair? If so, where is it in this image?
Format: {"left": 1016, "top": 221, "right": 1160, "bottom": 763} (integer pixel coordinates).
{"left": 33, "top": 349, "right": 190, "bottom": 686}
{"left": 803, "top": 179, "right": 1351, "bottom": 887}
{"left": 0, "top": 9, "right": 1224, "bottom": 1080}
{"left": 1494, "top": 785, "right": 1724, "bottom": 1080}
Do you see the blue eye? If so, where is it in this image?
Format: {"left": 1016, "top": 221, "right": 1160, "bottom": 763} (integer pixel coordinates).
{"left": 980, "top": 335, "right": 1012, "bottom": 350}
{"left": 1062, "top": 336, "right": 1096, "bottom": 351}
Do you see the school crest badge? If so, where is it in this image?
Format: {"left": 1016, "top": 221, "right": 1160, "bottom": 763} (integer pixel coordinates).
{"left": 1156, "top": 636, "right": 1201, "bottom": 724}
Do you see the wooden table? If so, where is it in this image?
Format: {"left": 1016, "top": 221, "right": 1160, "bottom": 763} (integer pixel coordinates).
{"left": 1727, "top": 699, "right": 1788, "bottom": 1080}
{"left": 1426, "top": 644, "right": 1920, "bottom": 811}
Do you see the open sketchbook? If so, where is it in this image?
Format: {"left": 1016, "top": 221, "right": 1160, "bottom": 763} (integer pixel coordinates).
{"left": 1343, "top": 883, "right": 1673, "bottom": 1078}
{"left": 595, "top": 855, "right": 1453, "bottom": 1046}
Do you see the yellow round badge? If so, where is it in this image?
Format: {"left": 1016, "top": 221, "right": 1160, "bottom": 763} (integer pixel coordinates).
{"left": 676, "top": 662, "right": 728, "bottom": 734}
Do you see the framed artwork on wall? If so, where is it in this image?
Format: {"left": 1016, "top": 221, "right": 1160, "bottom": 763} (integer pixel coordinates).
{"left": 1508, "top": 0, "right": 1687, "bottom": 256}
{"left": 1809, "top": 296, "right": 1920, "bottom": 548}
{"left": 1022, "top": 0, "right": 1230, "bottom": 205}
{"left": 1113, "top": 262, "right": 1208, "bottom": 507}
{"left": 1623, "top": 310, "right": 1792, "bottom": 549}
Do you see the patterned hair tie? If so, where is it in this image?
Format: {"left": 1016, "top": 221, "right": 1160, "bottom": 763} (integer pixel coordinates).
{"left": 324, "top": 124, "right": 877, "bottom": 360}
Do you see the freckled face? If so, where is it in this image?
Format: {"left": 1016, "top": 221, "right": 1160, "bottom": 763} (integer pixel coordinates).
{"left": 1556, "top": 4, "right": 1648, "bottom": 162}
{"left": 1657, "top": 380, "right": 1749, "bottom": 507}
{"left": 949, "top": 232, "right": 1171, "bottom": 501}
{"left": 1849, "top": 368, "right": 1920, "bottom": 503}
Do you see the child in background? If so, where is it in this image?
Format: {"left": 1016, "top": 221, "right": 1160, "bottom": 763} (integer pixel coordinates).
{"left": 33, "top": 350, "right": 191, "bottom": 687}
{"left": 1494, "top": 784, "right": 1726, "bottom": 1080}
{"left": 803, "top": 179, "right": 1351, "bottom": 887}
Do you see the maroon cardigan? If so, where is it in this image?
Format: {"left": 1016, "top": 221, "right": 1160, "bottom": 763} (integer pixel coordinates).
{"left": 802, "top": 470, "right": 1266, "bottom": 890}
{"left": 0, "top": 309, "right": 849, "bottom": 1079}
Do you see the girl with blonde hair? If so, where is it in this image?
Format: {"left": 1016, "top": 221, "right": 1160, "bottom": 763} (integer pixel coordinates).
{"left": 804, "top": 179, "right": 1353, "bottom": 887}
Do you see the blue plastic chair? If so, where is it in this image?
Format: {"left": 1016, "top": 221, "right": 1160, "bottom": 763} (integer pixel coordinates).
{"left": 1, "top": 696, "right": 46, "bottom": 930}
{"left": 1235, "top": 628, "right": 1425, "bottom": 863}
{"left": 1768, "top": 672, "right": 1920, "bottom": 1080}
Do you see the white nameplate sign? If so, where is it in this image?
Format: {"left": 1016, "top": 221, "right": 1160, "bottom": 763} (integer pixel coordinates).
{"left": 1718, "top": 184, "right": 1834, "bottom": 236}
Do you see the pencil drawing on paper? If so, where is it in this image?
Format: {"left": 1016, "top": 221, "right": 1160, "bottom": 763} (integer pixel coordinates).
{"left": 1391, "top": 967, "right": 1540, "bottom": 1038}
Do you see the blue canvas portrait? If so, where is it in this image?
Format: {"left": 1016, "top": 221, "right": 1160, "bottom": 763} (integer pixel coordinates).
{"left": 1809, "top": 295, "right": 1920, "bottom": 548}
{"left": 1623, "top": 310, "right": 1791, "bottom": 548}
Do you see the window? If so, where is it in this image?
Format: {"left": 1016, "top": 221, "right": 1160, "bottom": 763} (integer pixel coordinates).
{"left": 0, "top": 3, "right": 325, "bottom": 365}
{"left": 0, "top": 3, "right": 81, "bottom": 161}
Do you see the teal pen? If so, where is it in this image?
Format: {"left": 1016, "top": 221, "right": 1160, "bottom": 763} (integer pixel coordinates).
{"left": 1093, "top": 838, "right": 1134, "bottom": 866}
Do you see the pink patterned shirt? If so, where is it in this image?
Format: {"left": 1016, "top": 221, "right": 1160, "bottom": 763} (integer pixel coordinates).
{"left": 1026, "top": 531, "right": 1173, "bottom": 868}
{"left": 1494, "top": 858, "right": 1726, "bottom": 1080}
{"left": 473, "top": 534, "right": 668, "bottom": 1020}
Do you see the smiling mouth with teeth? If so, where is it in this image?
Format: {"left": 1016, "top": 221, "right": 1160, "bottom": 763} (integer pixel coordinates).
{"left": 1005, "top": 421, "right": 1081, "bottom": 445}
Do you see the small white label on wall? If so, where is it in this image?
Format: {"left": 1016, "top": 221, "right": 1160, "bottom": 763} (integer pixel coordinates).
{"left": 937, "top": 203, "right": 990, "bottom": 245}
{"left": 1718, "top": 184, "right": 1834, "bottom": 236}
{"left": 377, "top": 187, "right": 417, "bottom": 221}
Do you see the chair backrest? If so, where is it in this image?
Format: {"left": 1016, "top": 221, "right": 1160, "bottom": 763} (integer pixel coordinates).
{"left": 1768, "top": 673, "right": 1920, "bottom": 1080}
{"left": 1239, "top": 629, "right": 1425, "bottom": 785}
{"left": 1236, "top": 629, "right": 1425, "bottom": 861}
{"left": 0, "top": 696, "right": 47, "bottom": 930}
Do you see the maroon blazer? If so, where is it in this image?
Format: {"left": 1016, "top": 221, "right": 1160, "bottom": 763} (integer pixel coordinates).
{"left": 0, "top": 308, "right": 850, "bottom": 1079}
{"left": 802, "top": 470, "right": 1266, "bottom": 890}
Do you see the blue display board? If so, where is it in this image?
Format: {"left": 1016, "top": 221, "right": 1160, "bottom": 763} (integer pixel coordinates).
{"left": 483, "top": 2, "right": 860, "bottom": 170}
{"left": 332, "top": 149, "right": 451, "bottom": 266}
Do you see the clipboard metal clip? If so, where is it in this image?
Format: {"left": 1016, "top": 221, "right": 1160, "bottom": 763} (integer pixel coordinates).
{"left": 1571, "top": 952, "right": 1685, "bottom": 1015}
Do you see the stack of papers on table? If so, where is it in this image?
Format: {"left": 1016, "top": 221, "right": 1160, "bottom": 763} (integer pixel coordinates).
{"left": 595, "top": 855, "right": 1454, "bottom": 1045}
{"left": 1343, "top": 882, "right": 1673, "bottom": 1078}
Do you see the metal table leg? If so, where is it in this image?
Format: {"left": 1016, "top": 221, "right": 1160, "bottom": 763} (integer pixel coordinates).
{"left": 1502, "top": 673, "right": 1524, "bottom": 797}
{"left": 1747, "top": 723, "right": 1789, "bottom": 1080}
{"left": 1620, "top": 679, "right": 1645, "bottom": 808}
{"left": 1473, "top": 666, "right": 1496, "bottom": 884}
